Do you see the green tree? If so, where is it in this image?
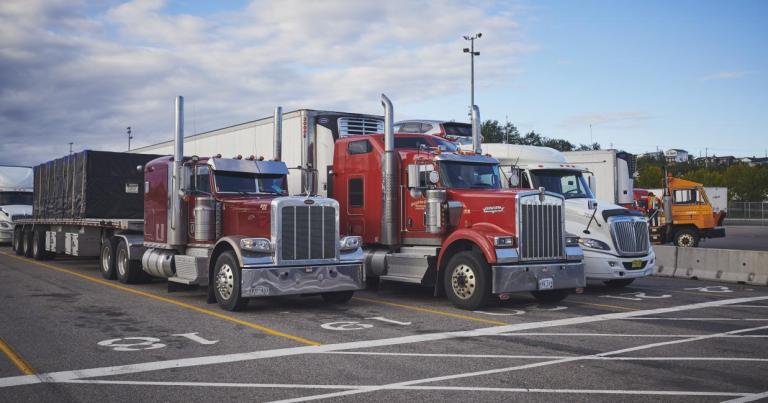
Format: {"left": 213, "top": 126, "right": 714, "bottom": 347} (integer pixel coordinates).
{"left": 724, "top": 164, "right": 768, "bottom": 201}
{"left": 481, "top": 120, "right": 504, "bottom": 143}
{"left": 636, "top": 165, "right": 664, "bottom": 188}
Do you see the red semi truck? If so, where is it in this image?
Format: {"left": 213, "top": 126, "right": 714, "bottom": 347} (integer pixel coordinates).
{"left": 13, "top": 97, "right": 364, "bottom": 311}
{"left": 293, "top": 96, "right": 585, "bottom": 309}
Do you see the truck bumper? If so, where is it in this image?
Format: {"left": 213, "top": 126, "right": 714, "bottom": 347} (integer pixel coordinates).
{"left": 491, "top": 262, "right": 585, "bottom": 294}
{"left": 703, "top": 227, "right": 726, "bottom": 239}
{"left": 240, "top": 263, "right": 364, "bottom": 298}
{"left": 583, "top": 250, "right": 655, "bottom": 280}
{"left": 0, "top": 229, "right": 12, "bottom": 244}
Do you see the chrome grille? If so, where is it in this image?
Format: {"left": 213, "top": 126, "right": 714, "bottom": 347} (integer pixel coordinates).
{"left": 338, "top": 117, "right": 383, "bottom": 136}
{"left": 611, "top": 220, "right": 649, "bottom": 255}
{"left": 281, "top": 205, "right": 336, "bottom": 261}
{"left": 519, "top": 195, "right": 565, "bottom": 261}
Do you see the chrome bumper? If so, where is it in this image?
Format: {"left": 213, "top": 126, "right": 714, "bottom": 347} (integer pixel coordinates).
{"left": 240, "top": 263, "right": 364, "bottom": 298}
{"left": 491, "top": 261, "right": 585, "bottom": 294}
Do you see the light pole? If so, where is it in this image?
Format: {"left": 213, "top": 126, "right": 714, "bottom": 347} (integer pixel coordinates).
{"left": 68, "top": 142, "right": 73, "bottom": 156}
{"left": 127, "top": 126, "right": 133, "bottom": 151}
{"left": 463, "top": 33, "right": 482, "bottom": 114}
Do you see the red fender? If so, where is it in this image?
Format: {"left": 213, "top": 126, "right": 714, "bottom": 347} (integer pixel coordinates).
{"left": 437, "top": 223, "right": 509, "bottom": 270}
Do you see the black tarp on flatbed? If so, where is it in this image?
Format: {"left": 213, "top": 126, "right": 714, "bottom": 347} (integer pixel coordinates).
{"left": 33, "top": 151, "right": 162, "bottom": 219}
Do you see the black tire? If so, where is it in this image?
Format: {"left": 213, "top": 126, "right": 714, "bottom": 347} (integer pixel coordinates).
{"left": 321, "top": 290, "right": 354, "bottom": 304}
{"left": 674, "top": 228, "right": 699, "bottom": 247}
{"left": 100, "top": 239, "right": 117, "bottom": 280}
{"left": 22, "top": 230, "right": 33, "bottom": 258}
{"left": 115, "top": 240, "right": 145, "bottom": 284}
{"left": 32, "top": 229, "right": 49, "bottom": 260}
{"left": 531, "top": 288, "right": 572, "bottom": 303}
{"left": 604, "top": 278, "right": 635, "bottom": 288}
{"left": 213, "top": 251, "right": 248, "bottom": 311}
{"left": 443, "top": 250, "right": 491, "bottom": 310}
{"left": 13, "top": 228, "right": 24, "bottom": 255}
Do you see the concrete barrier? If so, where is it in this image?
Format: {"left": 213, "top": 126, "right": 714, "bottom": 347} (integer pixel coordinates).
{"left": 652, "top": 245, "right": 768, "bottom": 286}
{"left": 652, "top": 245, "right": 678, "bottom": 277}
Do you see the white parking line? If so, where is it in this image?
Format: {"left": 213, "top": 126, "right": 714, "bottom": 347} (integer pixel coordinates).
{"left": 723, "top": 390, "right": 768, "bottom": 403}
{"left": 325, "top": 351, "right": 768, "bottom": 362}
{"left": 496, "top": 332, "right": 768, "bottom": 338}
{"left": 56, "top": 380, "right": 751, "bottom": 398}
{"left": 624, "top": 318, "right": 768, "bottom": 321}
{"left": 270, "top": 324, "right": 768, "bottom": 402}
{"left": 1, "top": 295, "right": 767, "bottom": 389}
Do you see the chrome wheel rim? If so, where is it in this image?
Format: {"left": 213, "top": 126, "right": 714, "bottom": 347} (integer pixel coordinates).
{"left": 33, "top": 237, "right": 38, "bottom": 255}
{"left": 101, "top": 246, "right": 111, "bottom": 273}
{"left": 117, "top": 248, "right": 127, "bottom": 276}
{"left": 678, "top": 234, "right": 694, "bottom": 247}
{"left": 451, "top": 264, "right": 476, "bottom": 300}
{"left": 216, "top": 264, "right": 235, "bottom": 301}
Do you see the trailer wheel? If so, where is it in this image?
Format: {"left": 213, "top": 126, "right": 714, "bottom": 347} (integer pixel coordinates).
{"left": 531, "top": 288, "right": 572, "bottom": 303}
{"left": 321, "top": 291, "right": 354, "bottom": 304}
{"left": 100, "top": 239, "right": 117, "bottom": 280}
{"left": 32, "top": 229, "right": 50, "bottom": 260}
{"left": 115, "top": 240, "right": 145, "bottom": 284}
{"left": 213, "top": 251, "right": 248, "bottom": 311}
{"left": 22, "top": 229, "right": 33, "bottom": 258}
{"left": 674, "top": 229, "right": 699, "bottom": 247}
{"left": 444, "top": 250, "right": 491, "bottom": 310}
{"left": 604, "top": 278, "right": 635, "bottom": 288}
{"left": 13, "top": 228, "right": 24, "bottom": 255}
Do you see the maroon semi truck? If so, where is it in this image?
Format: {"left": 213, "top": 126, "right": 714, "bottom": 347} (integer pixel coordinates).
{"left": 13, "top": 97, "right": 364, "bottom": 311}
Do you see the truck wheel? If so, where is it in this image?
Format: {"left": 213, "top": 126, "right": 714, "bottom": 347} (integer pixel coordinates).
{"left": 444, "top": 250, "right": 491, "bottom": 310}
{"left": 32, "top": 229, "right": 49, "bottom": 260}
{"left": 674, "top": 229, "right": 699, "bottom": 247}
{"left": 604, "top": 279, "right": 635, "bottom": 288}
{"left": 100, "top": 239, "right": 117, "bottom": 280}
{"left": 13, "top": 228, "right": 24, "bottom": 255}
{"left": 531, "top": 288, "right": 572, "bottom": 303}
{"left": 23, "top": 230, "right": 33, "bottom": 258}
{"left": 115, "top": 240, "right": 145, "bottom": 284}
{"left": 213, "top": 251, "right": 248, "bottom": 311}
{"left": 321, "top": 290, "right": 354, "bottom": 304}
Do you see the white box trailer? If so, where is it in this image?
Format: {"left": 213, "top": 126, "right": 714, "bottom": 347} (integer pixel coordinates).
{"left": 563, "top": 150, "right": 634, "bottom": 206}
{"left": 133, "top": 110, "right": 383, "bottom": 196}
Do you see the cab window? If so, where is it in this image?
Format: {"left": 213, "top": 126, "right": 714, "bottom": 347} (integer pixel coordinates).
{"left": 673, "top": 188, "right": 699, "bottom": 204}
{"left": 195, "top": 165, "right": 211, "bottom": 193}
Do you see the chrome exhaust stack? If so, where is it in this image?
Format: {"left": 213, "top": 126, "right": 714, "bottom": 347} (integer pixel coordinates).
{"left": 471, "top": 105, "right": 482, "bottom": 154}
{"left": 169, "top": 95, "right": 188, "bottom": 247}
{"left": 273, "top": 106, "right": 283, "bottom": 161}
{"left": 380, "top": 94, "right": 400, "bottom": 248}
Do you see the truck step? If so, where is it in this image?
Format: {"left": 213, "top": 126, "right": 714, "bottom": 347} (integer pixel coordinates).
{"left": 385, "top": 252, "right": 432, "bottom": 282}
{"left": 380, "top": 274, "right": 423, "bottom": 284}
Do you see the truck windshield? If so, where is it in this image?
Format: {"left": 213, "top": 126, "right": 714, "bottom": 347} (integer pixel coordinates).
{"left": 0, "top": 192, "right": 33, "bottom": 205}
{"left": 529, "top": 170, "right": 594, "bottom": 199}
{"left": 213, "top": 172, "right": 286, "bottom": 195}
{"left": 439, "top": 162, "right": 500, "bottom": 189}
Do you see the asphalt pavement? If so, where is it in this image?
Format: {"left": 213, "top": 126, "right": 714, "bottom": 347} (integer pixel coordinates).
{"left": 699, "top": 225, "right": 768, "bottom": 251}
{"left": 0, "top": 247, "right": 767, "bottom": 402}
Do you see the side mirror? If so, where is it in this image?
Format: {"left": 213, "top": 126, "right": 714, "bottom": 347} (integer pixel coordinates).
{"left": 407, "top": 165, "right": 420, "bottom": 188}
{"left": 508, "top": 168, "right": 521, "bottom": 187}
{"left": 588, "top": 175, "right": 596, "bottom": 194}
{"left": 588, "top": 200, "right": 598, "bottom": 210}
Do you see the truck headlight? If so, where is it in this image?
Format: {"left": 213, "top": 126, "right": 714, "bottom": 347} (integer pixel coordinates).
{"left": 240, "top": 238, "right": 273, "bottom": 253}
{"left": 579, "top": 238, "right": 610, "bottom": 250}
{"left": 565, "top": 236, "right": 580, "bottom": 247}
{"left": 493, "top": 236, "right": 516, "bottom": 248}
{"left": 339, "top": 236, "right": 362, "bottom": 252}
{"left": 0, "top": 222, "right": 11, "bottom": 229}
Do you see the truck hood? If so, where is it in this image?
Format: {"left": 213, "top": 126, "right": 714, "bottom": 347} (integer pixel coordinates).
{"left": 0, "top": 205, "right": 32, "bottom": 221}
{"left": 564, "top": 198, "right": 645, "bottom": 255}
{"left": 446, "top": 189, "right": 528, "bottom": 234}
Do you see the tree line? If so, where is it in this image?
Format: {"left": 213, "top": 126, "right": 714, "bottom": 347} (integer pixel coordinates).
{"left": 481, "top": 120, "right": 600, "bottom": 151}
{"left": 635, "top": 157, "right": 768, "bottom": 202}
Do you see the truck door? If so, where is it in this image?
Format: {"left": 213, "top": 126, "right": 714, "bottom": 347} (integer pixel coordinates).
{"left": 340, "top": 139, "right": 374, "bottom": 237}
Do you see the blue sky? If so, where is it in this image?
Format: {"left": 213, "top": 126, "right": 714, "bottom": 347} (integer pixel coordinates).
{"left": 0, "top": 0, "right": 765, "bottom": 165}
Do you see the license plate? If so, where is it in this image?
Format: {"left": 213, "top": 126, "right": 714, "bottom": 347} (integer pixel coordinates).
{"left": 538, "top": 278, "right": 554, "bottom": 290}
{"left": 632, "top": 260, "right": 642, "bottom": 268}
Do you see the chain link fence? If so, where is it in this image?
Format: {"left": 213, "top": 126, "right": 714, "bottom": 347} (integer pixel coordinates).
{"left": 726, "top": 201, "right": 768, "bottom": 225}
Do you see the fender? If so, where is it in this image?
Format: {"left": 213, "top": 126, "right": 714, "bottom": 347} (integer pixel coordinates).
{"left": 437, "top": 227, "right": 499, "bottom": 270}
{"left": 211, "top": 236, "right": 246, "bottom": 268}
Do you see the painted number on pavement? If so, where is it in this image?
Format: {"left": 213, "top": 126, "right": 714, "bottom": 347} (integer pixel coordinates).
{"left": 685, "top": 286, "right": 733, "bottom": 293}
{"left": 601, "top": 292, "right": 671, "bottom": 301}
{"left": 97, "top": 332, "right": 219, "bottom": 352}
{"left": 321, "top": 317, "right": 411, "bottom": 331}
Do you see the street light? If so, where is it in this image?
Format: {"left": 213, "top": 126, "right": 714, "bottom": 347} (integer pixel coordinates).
{"left": 463, "top": 32, "right": 482, "bottom": 114}
{"left": 127, "top": 126, "right": 133, "bottom": 151}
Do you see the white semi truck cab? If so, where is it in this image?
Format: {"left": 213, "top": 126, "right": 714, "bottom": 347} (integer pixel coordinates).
{"left": 0, "top": 166, "right": 33, "bottom": 244}
{"left": 483, "top": 144, "right": 654, "bottom": 287}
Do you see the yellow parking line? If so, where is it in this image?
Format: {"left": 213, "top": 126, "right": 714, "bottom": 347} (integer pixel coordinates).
{"left": 0, "top": 252, "right": 320, "bottom": 346}
{"left": 568, "top": 301, "right": 639, "bottom": 312}
{"left": 0, "top": 337, "right": 35, "bottom": 375}
{"left": 353, "top": 296, "right": 510, "bottom": 326}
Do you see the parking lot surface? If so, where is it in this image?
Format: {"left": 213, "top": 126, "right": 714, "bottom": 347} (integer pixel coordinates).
{"left": 699, "top": 226, "right": 768, "bottom": 251}
{"left": 1, "top": 246, "right": 767, "bottom": 402}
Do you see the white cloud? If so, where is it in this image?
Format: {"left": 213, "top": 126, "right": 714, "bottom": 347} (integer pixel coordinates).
{"left": 0, "top": 0, "right": 532, "bottom": 165}
{"left": 700, "top": 71, "right": 753, "bottom": 81}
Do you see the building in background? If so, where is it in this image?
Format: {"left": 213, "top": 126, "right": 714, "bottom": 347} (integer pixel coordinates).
{"left": 665, "top": 149, "right": 689, "bottom": 164}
